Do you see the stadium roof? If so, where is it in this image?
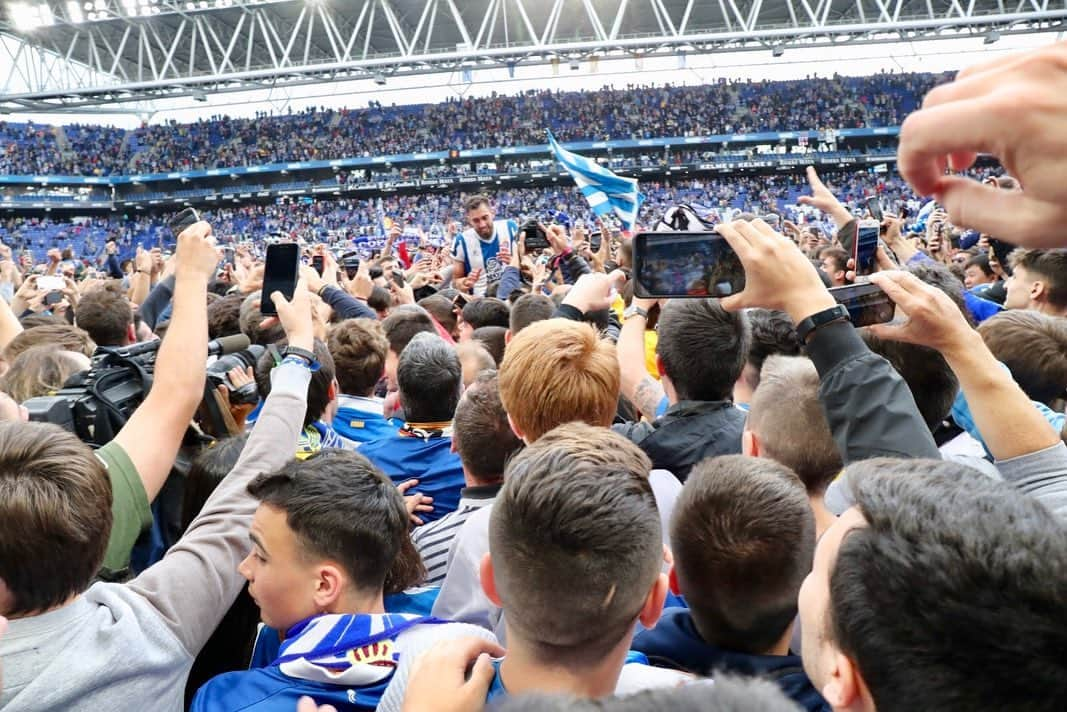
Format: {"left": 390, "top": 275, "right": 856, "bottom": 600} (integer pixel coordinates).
{"left": 1, "top": 0, "right": 1065, "bottom": 113}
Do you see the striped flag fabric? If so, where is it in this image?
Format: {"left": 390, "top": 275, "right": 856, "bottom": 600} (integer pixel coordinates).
{"left": 546, "top": 130, "right": 643, "bottom": 231}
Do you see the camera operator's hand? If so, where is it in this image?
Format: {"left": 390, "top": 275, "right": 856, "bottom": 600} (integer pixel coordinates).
{"left": 216, "top": 366, "right": 256, "bottom": 430}
{"left": 865, "top": 271, "right": 975, "bottom": 355}
{"left": 174, "top": 221, "right": 217, "bottom": 280}
{"left": 796, "top": 166, "right": 853, "bottom": 228}
{"left": 714, "top": 219, "right": 835, "bottom": 325}
{"left": 898, "top": 40, "right": 1067, "bottom": 247}
{"left": 266, "top": 278, "right": 314, "bottom": 352}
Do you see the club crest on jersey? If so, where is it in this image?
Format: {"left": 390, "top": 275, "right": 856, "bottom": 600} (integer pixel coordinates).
{"left": 346, "top": 640, "right": 398, "bottom": 669}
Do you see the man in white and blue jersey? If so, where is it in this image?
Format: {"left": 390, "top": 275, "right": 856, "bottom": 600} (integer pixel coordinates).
{"left": 452, "top": 194, "right": 518, "bottom": 296}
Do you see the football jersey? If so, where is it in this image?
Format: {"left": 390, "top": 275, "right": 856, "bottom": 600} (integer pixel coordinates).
{"left": 450, "top": 219, "right": 518, "bottom": 296}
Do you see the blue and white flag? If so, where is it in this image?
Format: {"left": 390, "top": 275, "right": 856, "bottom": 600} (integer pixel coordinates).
{"left": 546, "top": 130, "right": 643, "bottom": 231}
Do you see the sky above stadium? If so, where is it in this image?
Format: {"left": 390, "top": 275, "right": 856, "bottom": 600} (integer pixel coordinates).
{"left": 3, "top": 31, "right": 1061, "bottom": 128}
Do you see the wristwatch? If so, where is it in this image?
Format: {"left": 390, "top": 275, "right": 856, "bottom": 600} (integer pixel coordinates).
{"left": 281, "top": 346, "right": 321, "bottom": 372}
{"left": 624, "top": 305, "right": 649, "bottom": 321}
{"left": 795, "top": 304, "right": 850, "bottom": 343}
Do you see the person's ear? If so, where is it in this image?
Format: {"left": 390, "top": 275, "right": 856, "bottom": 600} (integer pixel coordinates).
{"left": 479, "top": 553, "right": 503, "bottom": 607}
{"left": 504, "top": 329, "right": 512, "bottom": 346}
{"left": 1031, "top": 279, "right": 1047, "bottom": 304}
{"left": 126, "top": 323, "right": 136, "bottom": 343}
{"left": 328, "top": 379, "right": 338, "bottom": 402}
{"left": 742, "top": 428, "right": 759, "bottom": 457}
{"left": 667, "top": 565, "right": 682, "bottom": 597}
{"left": 820, "top": 650, "right": 864, "bottom": 711}
{"left": 312, "top": 563, "right": 346, "bottom": 612}
{"left": 637, "top": 572, "right": 669, "bottom": 630}
{"left": 655, "top": 354, "right": 666, "bottom": 379}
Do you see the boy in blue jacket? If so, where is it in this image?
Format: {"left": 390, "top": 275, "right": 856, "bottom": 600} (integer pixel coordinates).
{"left": 191, "top": 449, "right": 493, "bottom": 711}
{"left": 632, "top": 455, "right": 830, "bottom": 712}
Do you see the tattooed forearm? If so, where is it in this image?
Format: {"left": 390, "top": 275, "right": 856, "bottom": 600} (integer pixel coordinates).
{"left": 632, "top": 375, "right": 665, "bottom": 421}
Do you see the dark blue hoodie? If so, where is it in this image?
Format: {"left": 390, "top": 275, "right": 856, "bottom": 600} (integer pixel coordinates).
{"left": 633, "top": 608, "right": 830, "bottom": 712}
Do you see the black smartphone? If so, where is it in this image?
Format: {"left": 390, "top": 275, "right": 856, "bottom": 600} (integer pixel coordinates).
{"left": 839, "top": 222, "right": 880, "bottom": 276}
{"left": 312, "top": 254, "right": 325, "bottom": 276}
{"left": 589, "top": 230, "right": 603, "bottom": 252}
{"left": 168, "top": 207, "right": 200, "bottom": 238}
{"left": 522, "top": 219, "right": 550, "bottom": 251}
{"left": 452, "top": 292, "right": 470, "bottom": 312}
{"left": 44, "top": 291, "right": 64, "bottom": 307}
{"left": 632, "top": 231, "right": 744, "bottom": 299}
{"left": 260, "top": 243, "right": 300, "bottom": 316}
{"left": 988, "top": 237, "right": 1016, "bottom": 274}
{"left": 866, "top": 197, "right": 884, "bottom": 222}
{"left": 830, "top": 282, "right": 895, "bottom": 327}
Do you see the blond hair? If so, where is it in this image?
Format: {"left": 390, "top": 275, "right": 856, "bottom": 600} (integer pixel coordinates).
{"left": 499, "top": 318, "right": 619, "bottom": 442}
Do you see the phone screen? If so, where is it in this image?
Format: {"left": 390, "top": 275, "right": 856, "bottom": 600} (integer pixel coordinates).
{"left": 632, "top": 231, "right": 744, "bottom": 299}
{"left": 37, "top": 275, "right": 65, "bottom": 291}
{"left": 866, "top": 197, "right": 884, "bottom": 222}
{"left": 168, "top": 208, "right": 200, "bottom": 238}
{"left": 830, "top": 282, "right": 895, "bottom": 327}
{"left": 589, "top": 230, "right": 603, "bottom": 252}
{"left": 261, "top": 243, "right": 300, "bottom": 316}
{"left": 312, "top": 255, "right": 325, "bottom": 276}
{"left": 856, "top": 225, "right": 879, "bottom": 274}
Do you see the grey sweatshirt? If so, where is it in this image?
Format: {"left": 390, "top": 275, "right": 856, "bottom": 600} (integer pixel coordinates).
{"left": 0, "top": 362, "right": 310, "bottom": 711}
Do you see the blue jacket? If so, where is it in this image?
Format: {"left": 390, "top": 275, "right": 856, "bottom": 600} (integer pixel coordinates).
{"left": 193, "top": 613, "right": 436, "bottom": 712}
{"left": 359, "top": 431, "right": 465, "bottom": 524}
{"left": 632, "top": 608, "right": 829, "bottom": 712}
{"left": 331, "top": 395, "right": 395, "bottom": 444}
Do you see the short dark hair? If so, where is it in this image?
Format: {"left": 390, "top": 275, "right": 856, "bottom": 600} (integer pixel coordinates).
{"left": 472, "top": 325, "right": 507, "bottom": 366}
{"left": 418, "top": 293, "right": 458, "bottom": 336}
{"left": 657, "top": 299, "right": 748, "bottom": 402}
{"left": 255, "top": 338, "right": 336, "bottom": 427}
{"left": 182, "top": 434, "right": 249, "bottom": 531}
{"left": 398, "top": 332, "right": 462, "bottom": 423}
{"left": 328, "top": 319, "right": 387, "bottom": 398}
{"left": 247, "top": 449, "right": 409, "bottom": 595}
{"left": 453, "top": 371, "right": 523, "bottom": 484}
{"left": 820, "top": 247, "right": 849, "bottom": 274}
{"left": 368, "top": 285, "right": 393, "bottom": 314}
{"left": 207, "top": 293, "right": 244, "bottom": 340}
{"left": 907, "top": 260, "right": 974, "bottom": 326}
{"left": 0, "top": 421, "right": 111, "bottom": 616}
{"left": 381, "top": 306, "right": 435, "bottom": 356}
{"left": 462, "top": 297, "right": 510, "bottom": 330}
{"left": 509, "top": 293, "right": 555, "bottom": 335}
{"left": 861, "top": 334, "right": 958, "bottom": 430}
{"left": 741, "top": 309, "right": 801, "bottom": 391}
{"left": 1010, "top": 248, "right": 1067, "bottom": 309}
{"left": 748, "top": 356, "right": 842, "bottom": 495}
{"left": 672, "top": 455, "right": 814, "bottom": 656}
{"left": 76, "top": 287, "right": 132, "bottom": 346}
{"left": 464, "top": 194, "right": 491, "bottom": 213}
{"left": 964, "top": 252, "right": 995, "bottom": 278}
{"left": 490, "top": 423, "right": 661, "bottom": 666}
{"left": 830, "top": 458, "right": 1067, "bottom": 712}
{"left": 978, "top": 310, "right": 1067, "bottom": 406}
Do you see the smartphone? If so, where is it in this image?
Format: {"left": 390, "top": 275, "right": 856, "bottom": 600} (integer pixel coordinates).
{"left": 988, "top": 237, "right": 1016, "bottom": 274}
{"left": 632, "top": 231, "right": 744, "bottom": 299}
{"left": 37, "top": 275, "right": 65, "bottom": 291}
{"left": 311, "top": 254, "right": 325, "bottom": 276}
{"left": 44, "top": 291, "right": 64, "bottom": 306}
{"left": 522, "top": 219, "right": 550, "bottom": 251}
{"left": 589, "top": 230, "right": 603, "bottom": 252}
{"left": 866, "top": 197, "right": 884, "bottom": 222}
{"left": 260, "top": 243, "right": 300, "bottom": 316}
{"left": 452, "top": 292, "right": 470, "bottom": 312}
{"left": 168, "top": 207, "right": 200, "bottom": 238}
{"left": 829, "top": 282, "right": 895, "bottom": 327}
{"left": 840, "top": 221, "right": 880, "bottom": 276}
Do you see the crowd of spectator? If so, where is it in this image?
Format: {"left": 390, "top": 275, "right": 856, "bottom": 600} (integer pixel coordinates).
{"left": 2, "top": 42, "right": 1067, "bottom": 712}
{"left": 1, "top": 71, "right": 944, "bottom": 177}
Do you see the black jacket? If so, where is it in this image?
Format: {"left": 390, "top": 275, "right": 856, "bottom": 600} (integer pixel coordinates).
{"left": 613, "top": 400, "right": 745, "bottom": 482}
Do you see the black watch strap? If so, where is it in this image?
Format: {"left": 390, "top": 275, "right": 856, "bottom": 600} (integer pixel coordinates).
{"left": 795, "top": 304, "right": 850, "bottom": 343}
{"left": 282, "top": 346, "right": 318, "bottom": 364}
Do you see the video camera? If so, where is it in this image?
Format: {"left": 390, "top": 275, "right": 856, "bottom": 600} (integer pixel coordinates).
{"left": 25, "top": 334, "right": 255, "bottom": 446}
